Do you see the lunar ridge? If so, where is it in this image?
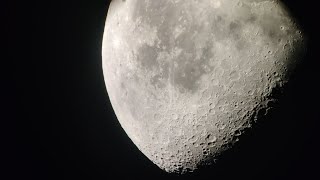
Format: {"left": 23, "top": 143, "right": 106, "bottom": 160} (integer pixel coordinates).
{"left": 102, "top": 0, "right": 306, "bottom": 173}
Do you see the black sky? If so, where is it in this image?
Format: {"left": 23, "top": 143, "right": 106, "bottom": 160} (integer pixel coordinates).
{"left": 8, "top": 0, "right": 320, "bottom": 179}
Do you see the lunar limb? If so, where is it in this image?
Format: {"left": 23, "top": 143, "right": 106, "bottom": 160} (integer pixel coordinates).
{"left": 102, "top": 0, "right": 306, "bottom": 173}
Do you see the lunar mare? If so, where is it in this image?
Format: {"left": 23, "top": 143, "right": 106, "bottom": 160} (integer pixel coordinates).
{"left": 102, "top": 0, "right": 306, "bottom": 173}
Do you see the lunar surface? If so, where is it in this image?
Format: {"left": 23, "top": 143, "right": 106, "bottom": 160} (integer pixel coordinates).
{"left": 102, "top": 0, "right": 306, "bottom": 173}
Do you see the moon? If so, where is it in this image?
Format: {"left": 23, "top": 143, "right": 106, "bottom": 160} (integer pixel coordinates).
{"left": 102, "top": 0, "right": 306, "bottom": 174}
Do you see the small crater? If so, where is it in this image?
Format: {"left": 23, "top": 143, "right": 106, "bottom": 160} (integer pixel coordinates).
{"left": 219, "top": 124, "right": 226, "bottom": 130}
{"left": 205, "top": 134, "right": 217, "bottom": 142}
{"left": 201, "top": 89, "right": 211, "bottom": 100}
{"left": 229, "top": 71, "right": 239, "bottom": 80}
{"left": 172, "top": 113, "right": 178, "bottom": 120}
{"left": 234, "top": 130, "right": 242, "bottom": 136}
{"left": 189, "top": 135, "right": 198, "bottom": 143}
{"left": 248, "top": 90, "right": 254, "bottom": 95}
{"left": 273, "top": 71, "right": 278, "bottom": 76}
{"left": 203, "top": 149, "right": 209, "bottom": 155}
{"left": 257, "top": 108, "right": 267, "bottom": 117}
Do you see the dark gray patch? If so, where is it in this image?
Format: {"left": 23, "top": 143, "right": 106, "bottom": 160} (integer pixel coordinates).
{"left": 201, "top": 44, "right": 214, "bottom": 63}
{"left": 215, "top": 15, "right": 223, "bottom": 23}
{"left": 172, "top": 42, "right": 214, "bottom": 93}
{"left": 268, "top": 30, "right": 276, "bottom": 39}
{"left": 256, "top": 13, "right": 288, "bottom": 45}
{"left": 173, "top": 61, "right": 202, "bottom": 93}
{"left": 137, "top": 44, "right": 159, "bottom": 70}
{"left": 150, "top": 74, "right": 166, "bottom": 89}
{"left": 176, "top": 33, "right": 195, "bottom": 54}
{"left": 235, "top": 40, "right": 246, "bottom": 51}
{"left": 210, "top": 15, "right": 228, "bottom": 42}
{"left": 229, "top": 22, "right": 239, "bottom": 32}
{"left": 229, "top": 21, "right": 241, "bottom": 40}
{"left": 247, "top": 15, "right": 257, "bottom": 23}
{"left": 132, "top": 1, "right": 178, "bottom": 28}
{"left": 131, "top": 1, "right": 229, "bottom": 93}
{"left": 150, "top": 61, "right": 169, "bottom": 89}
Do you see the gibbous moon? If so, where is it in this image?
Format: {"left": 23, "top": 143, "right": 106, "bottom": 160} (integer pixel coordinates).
{"left": 102, "top": 0, "right": 306, "bottom": 173}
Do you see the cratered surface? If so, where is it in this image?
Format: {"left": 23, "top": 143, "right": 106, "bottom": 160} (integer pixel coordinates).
{"left": 102, "top": 0, "right": 306, "bottom": 173}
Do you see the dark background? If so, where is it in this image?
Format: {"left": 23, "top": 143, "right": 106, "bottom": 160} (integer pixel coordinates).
{"left": 7, "top": 0, "right": 319, "bottom": 179}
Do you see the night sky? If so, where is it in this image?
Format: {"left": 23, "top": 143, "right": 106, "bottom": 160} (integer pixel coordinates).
{"left": 8, "top": 0, "right": 320, "bottom": 179}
